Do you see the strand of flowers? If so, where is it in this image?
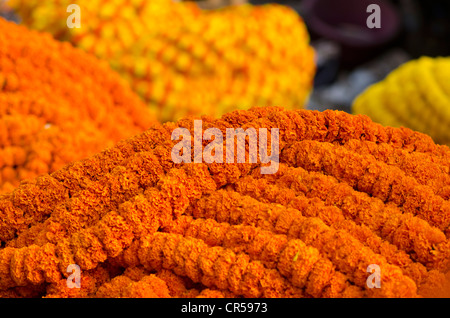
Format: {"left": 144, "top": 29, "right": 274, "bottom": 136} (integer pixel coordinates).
{"left": 111, "top": 233, "right": 304, "bottom": 298}
{"left": 0, "top": 104, "right": 280, "bottom": 243}
{"left": 93, "top": 266, "right": 232, "bottom": 298}
{"left": 229, "top": 173, "right": 432, "bottom": 286}
{"left": 44, "top": 264, "right": 112, "bottom": 298}
{"left": 6, "top": 150, "right": 172, "bottom": 248}
{"left": 95, "top": 273, "right": 171, "bottom": 298}
{"left": 199, "top": 106, "right": 441, "bottom": 156}
{"left": 196, "top": 185, "right": 449, "bottom": 296}
{"left": 0, "top": 163, "right": 217, "bottom": 291}
{"left": 110, "top": 241, "right": 251, "bottom": 298}
{"left": 281, "top": 140, "right": 450, "bottom": 235}
{"left": 108, "top": 232, "right": 303, "bottom": 297}
{"left": 164, "top": 215, "right": 365, "bottom": 298}
{"left": 232, "top": 164, "right": 450, "bottom": 273}
{"left": 185, "top": 190, "right": 418, "bottom": 297}
{"left": 340, "top": 139, "right": 450, "bottom": 199}
{"left": 133, "top": 232, "right": 305, "bottom": 298}
{"left": 219, "top": 107, "right": 443, "bottom": 155}
{"left": 1, "top": 106, "right": 443, "bottom": 244}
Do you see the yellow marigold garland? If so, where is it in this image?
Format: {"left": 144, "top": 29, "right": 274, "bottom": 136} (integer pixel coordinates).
{"left": 352, "top": 56, "right": 450, "bottom": 146}
{"left": 7, "top": 0, "right": 316, "bottom": 122}
{"left": 0, "top": 17, "right": 156, "bottom": 193}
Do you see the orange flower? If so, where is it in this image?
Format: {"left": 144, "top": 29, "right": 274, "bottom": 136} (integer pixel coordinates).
{"left": 187, "top": 190, "right": 419, "bottom": 297}
{"left": 136, "top": 232, "right": 304, "bottom": 298}
{"left": 0, "top": 17, "right": 157, "bottom": 194}
{"left": 282, "top": 140, "right": 450, "bottom": 233}
{"left": 0, "top": 106, "right": 449, "bottom": 298}
{"left": 165, "top": 215, "right": 364, "bottom": 298}
{"left": 8, "top": 0, "right": 316, "bottom": 122}
{"left": 95, "top": 274, "right": 171, "bottom": 298}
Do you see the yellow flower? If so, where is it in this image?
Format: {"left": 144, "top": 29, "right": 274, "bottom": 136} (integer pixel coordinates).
{"left": 8, "top": 0, "right": 316, "bottom": 122}
{"left": 352, "top": 57, "right": 450, "bottom": 145}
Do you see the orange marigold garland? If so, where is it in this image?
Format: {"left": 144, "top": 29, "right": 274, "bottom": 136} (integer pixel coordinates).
{"left": 231, "top": 165, "right": 450, "bottom": 271}
{"left": 165, "top": 215, "right": 365, "bottom": 297}
{"left": 0, "top": 106, "right": 449, "bottom": 297}
{"left": 94, "top": 272, "right": 171, "bottom": 298}
{"left": 282, "top": 140, "right": 450, "bottom": 233}
{"left": 0, "top": 17, "right": 157, "bottom": 194}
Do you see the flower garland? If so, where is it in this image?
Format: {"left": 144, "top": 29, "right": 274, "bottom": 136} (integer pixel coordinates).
{"left": 95, "top": 272, "right": 171, "bottom": 298}
{"left": 352, "top": 56, "right": 450, "bottom": 146}
{"left": 0, "top": 17, "right": 156, "bottom": 194}
{"left": 282, "top": 140, "right": 450, "bottom": 234}
{"left": 0, "top": 107, "right": 449, "bottom": 297}
{"left": 165, "top": 215, "right": 365, "bottom": 297}
{"left": 340, "top": 139, "right": 450, "bottom": 199}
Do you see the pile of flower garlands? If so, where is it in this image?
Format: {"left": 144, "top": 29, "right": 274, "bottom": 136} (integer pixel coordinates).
{"left": 6, "top": 0, "right": 316, "bottom": 122}
{"left": 0, "top": 18, "right": 156, "bottom": 193}
{"left": 353, "top": 56, "right": 450, "bottom": 146}
{"left": 0, "top": 106, "right": 449, "bottom": 298}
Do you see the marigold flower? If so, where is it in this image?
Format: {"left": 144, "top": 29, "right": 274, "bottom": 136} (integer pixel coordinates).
{"left": 237, "top": 164, "right": 450, "bottom": 271}
{"left": 0, "top": 17, "right": 157, "bottom": 194}
{"left": 95, "top": 273, "right": 171, "bottom": 298}
{"left": 0, "top": 106, "right": 449, "bottom": 298}
{"left": 8, "top": 0, "right": 316, "bottom": 122}
{"left": 165, "top": 215, "right": 365, "bottom": 297}
{"left": 282, "top": 140, "right": 450, "bottom": 235}
{"left": 135, "top": 232, "right": 304, "bottom": 298}
{"left": 353, "top": 57, "right": 450, "bottom": 146}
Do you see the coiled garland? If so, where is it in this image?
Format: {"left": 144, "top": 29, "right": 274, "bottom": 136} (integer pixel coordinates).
{"left": 0, "top": 106, "right": 449, "bottom": 298}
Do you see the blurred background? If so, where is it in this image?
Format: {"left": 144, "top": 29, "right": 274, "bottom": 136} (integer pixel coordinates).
{"left": 177, "top": 0, "right": 450, "bottom": 113}
{"left": 250, "top": 0, "right": 450, "bottom": 113}
{"left": 1, "top": 0, "right": 449, "bottom": 116}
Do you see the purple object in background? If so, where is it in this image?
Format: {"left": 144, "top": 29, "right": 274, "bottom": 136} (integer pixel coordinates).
{"left": 301, "top": 0, "right": 401, "bottom": 67}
